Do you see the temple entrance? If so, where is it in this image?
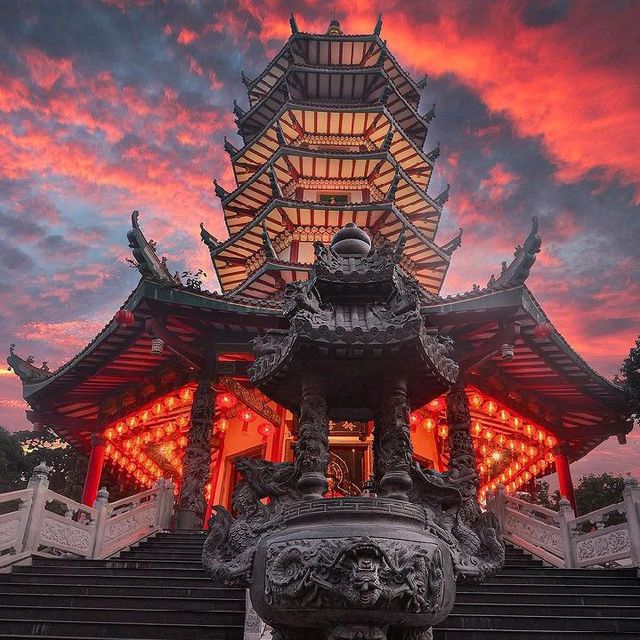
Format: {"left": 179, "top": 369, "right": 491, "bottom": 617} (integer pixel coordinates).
{"left": 326, "top": 446, "right": 366, "bottom": 497}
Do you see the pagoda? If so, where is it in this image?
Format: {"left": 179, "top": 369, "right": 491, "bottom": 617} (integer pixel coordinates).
{"left": 7, "top": 16, "right": 629, "bottom": 532}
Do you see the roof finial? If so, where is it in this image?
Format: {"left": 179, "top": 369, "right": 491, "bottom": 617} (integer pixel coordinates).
{"left": 374, "top": 15, "right": 383, "bottom": 36}
{"left": 493, "top": 216, "right": 542, "bottom": 287}
{"left": 289, "top": 12, "right": 299, "bottom": 34}
{"left": 326, "top": 7, "right": 343, "bottom": 37}
{"left": 426, "top": 141, "right": 441, "bottom": 162}
{"left": 434, "top": 184, "right": 450, "bottom": 207}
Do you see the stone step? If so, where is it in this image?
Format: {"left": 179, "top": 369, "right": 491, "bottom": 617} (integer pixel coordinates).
{"left": 455, "top": 590, "right": 640, "bottom": 606}
{"left": 32, "top": 558, "right": 205, "bottom": 570}
{"left": 451, "top": 602, "right": 640, "bottom": 617}
{"left": 434, "top": 630, "right": 637, "bottom": 639}
{"left": 0, "top": 573, "right": 214, "bottom": 587}
{"left": 480, "top": 574, "right": 639, "bottom": 586}
{"left": 0, "top": 581, "right": 242, "bottom": 599}
{"left": 0, "top": 592, "right": 244, "bottom": 611}
{"left": 11, "top": 565, "right": 208, "bottom": 578}
{"left": 0, "top": 619, "right": 243, "bottom": 639}
{"left": 494, "top": 566, "right": 637, "bottom": 577}
{"left": 441, "top": 613, "right": 638, "bottom": 633}
{"left": 460, "top": 581, "right": 640, "bottom": 595}
{"left": 0, "top": 605, "right": 244, "bottom": 626}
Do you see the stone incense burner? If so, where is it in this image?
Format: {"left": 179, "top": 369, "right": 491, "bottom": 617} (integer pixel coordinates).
{"left": 203, "top": 225, "right": 503, "bottom": 640}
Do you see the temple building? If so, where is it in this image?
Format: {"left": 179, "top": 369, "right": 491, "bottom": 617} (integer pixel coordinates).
{"left": 7, "top": 16, "right": 629, "bottom": 528}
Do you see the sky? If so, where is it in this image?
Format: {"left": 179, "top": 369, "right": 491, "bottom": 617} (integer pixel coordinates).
{"left": 0, "top": 0, "right": 638, "bottom": 479}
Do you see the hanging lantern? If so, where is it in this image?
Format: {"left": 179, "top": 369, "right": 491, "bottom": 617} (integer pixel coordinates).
{"left": 114, "top": 309, "right": 135, "bottom": 327}
{"left": 533, "top": 322, "right": 553, "bottom": 340}
{"left": 164, "top": 396, "right": 178, "bottom": 410}
{"left": 469, "top": 392, "right": 483, "bottom": 408}
{"left": 484, "top": 429, "right": 494, "bottom": 441}
{"left": 491, "top": 451, "right": 501, "bottom": 462}
{"left": 217, "top": 418, "right": 229, "bottom": 433}
{"left": 177, "top": 435, "right": 188, "bottom": 447}
{"left": 218, "top": 393, "right": 237, "bottom": 409}
{"left": 423, "top": 417, "right": 435, "bottom": 432}
{"left": 151, "top": 337, "right": 165, "bottom": 356}
{"left": 258, "top": 422, "right": 274, "bottom": 438}
{"left": 104, "top": 428, "right": 115, "bottom": 440}
{"left": 152, "top": 402, "right": 164, "bottom": 416}
{"left": 472, "top": 421, "right": 482, "bottom": 435}
{"left": 165, "top": 422, "right": 176, "bottom": 435}
{"left": 437, "top": 424, "right": 448, "bottom": 438}
{"left": 429, "top": 397, "right": 443, "bottom": 412}
{"left": 511, "top": 417, "right": 521, "bottom": 430}
{"left": 483, "top": 400, "right": 497, "bottom": 415}
{"left": 179, "top": 388, "right": 193, "bottom": 402}
{"left": 126, "top": 416, "right": 138, "bottom": 428}
{"left": 546, "top": 435, "right": 557, "bottom": 447}
{"left": 498, "top": 409, "right": 510, "bottom": 423}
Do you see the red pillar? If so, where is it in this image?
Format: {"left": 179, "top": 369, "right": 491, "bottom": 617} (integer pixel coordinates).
{"left": 555, "top": 449, "right": 577, "bottom": 513}
{"left": 82, "top": 434, "right": 106, "bottom": 506}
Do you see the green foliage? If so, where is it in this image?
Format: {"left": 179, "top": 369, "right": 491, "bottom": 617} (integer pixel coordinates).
{"left": 0, "top": 426, "right": 30, "bottom": 492}
{"left": 534, "top": 479, "right": 560, "bottom": 510}
{"left": 18, "top": 428, "right": 88, "bottom": 502}
{"left": 621, "top": 335, "right": 640, "bottom": 419}
{"left": 575, "top": 473, "right": 625, "bottom": 521}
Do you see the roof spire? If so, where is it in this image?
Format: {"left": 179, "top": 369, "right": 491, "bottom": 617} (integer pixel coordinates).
{"left": 424, "top": 103, "right": 436, "bottom": 123}
{"left": 374, "top": 15, "right": 383, "bottom": 36}
{"left": 426, "top": 141, "right": 441, "bottom": 163}
{"left": 213, "top": 179, "right": 229, "bottom": 200}
{"left": 126, "top": 211, "right": 179, "bottom": 284}
{"left": 289, "top": 12, "right": 299, "bottom": 34}
{"left": 493, "top": 216, "right": 542, "bottom": 287}
{"left": 434, "top": 184, "right": 450, "bottom": 207}
{"left": 261, "top": 221, "right": 276, "bottom": 259}
{"left": 441, "top": 228, "right": 463, "bottom": 256}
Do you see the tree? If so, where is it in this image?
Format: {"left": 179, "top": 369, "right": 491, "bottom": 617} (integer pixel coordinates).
{"left": 534, "top": 479, "right": 560, "bottom": 510}
{"left": 621, "top": 335, "right": 640, "bottom": 422}
{"left": 575, "top": 473, "right": 624, "bottom": 516}
{"left": 0, "top": 426, "right": 30, "bottom": 492}
{"left": 18, "top": 428, "right": 88, "bottom": 502}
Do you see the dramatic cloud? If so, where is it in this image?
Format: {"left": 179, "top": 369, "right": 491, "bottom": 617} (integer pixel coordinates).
{"left": 0, "top": 1, "right": 638, "bottom": 476}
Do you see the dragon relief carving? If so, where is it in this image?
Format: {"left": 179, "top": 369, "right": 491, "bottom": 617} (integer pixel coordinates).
{"left": 265, "top": 537, "right": 445, "bottom": 613}
{"left": 203, "top": 458, "right": 302, "bottom": 587}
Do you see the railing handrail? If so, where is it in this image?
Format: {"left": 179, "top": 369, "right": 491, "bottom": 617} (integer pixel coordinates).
{"left": 488, "top": 476, "right": 640, "bottom": 569}
{"left": 0, "top": 465, "right": 174, "bottom": 567}
{"left": 570, "top": 500, "right": 625, "bottom": 526}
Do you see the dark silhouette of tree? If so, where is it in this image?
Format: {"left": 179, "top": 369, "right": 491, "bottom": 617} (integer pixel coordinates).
{"left": 575, "top": 473, "right": 625, "bottom": 522}
{"left": 0, "top": 426, "right": 29, "bottom": 492}
{"left": 621, "top": 335, "right": 640, "bottom": 422}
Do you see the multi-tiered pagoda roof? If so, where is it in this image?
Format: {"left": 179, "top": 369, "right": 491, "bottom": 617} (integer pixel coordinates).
{"left": 7, "top": 17, "right": 629, "bottom": 506}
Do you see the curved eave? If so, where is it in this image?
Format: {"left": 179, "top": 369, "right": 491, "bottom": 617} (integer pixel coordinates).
{"left": 222, "top": 146, "right": 441, "bottom": 239}
{"left": 423, "top": 285, "right": 628, "bottom": 459}
{"left": 249, "top": 33, "right": 419, "bottom": 108}
{"left": 19, "top": 279, "right": 279, "bottom": 400}
{"left": 238, "top": 65, "right": 428, "bottom": 147}
{"left": 225, "top": 261, "right": 312, "bottom": 299}
{"left": 231, "top": 103, "right": 434, "bottom": 190}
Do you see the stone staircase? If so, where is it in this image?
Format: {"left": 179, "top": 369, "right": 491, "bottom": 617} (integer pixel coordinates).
{"left": 434, "top": 542, "right": 640, "bottom": 639}
{"left": 0, "top": 534, "right": 638, "bottom": 639}
{"left": 0, "top": 531, "right": 245, "bottom": 639}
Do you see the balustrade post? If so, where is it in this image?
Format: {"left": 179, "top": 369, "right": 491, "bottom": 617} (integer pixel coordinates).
{"left": 21, "top": 463, "right": 51, "bottom": 553}
{"left": 557, "top": 497, "right": 577, "bottom": 568}
{"left": 91, "top": 486, "right": 110, "bottom": 559}
{"left": 622, "top": 475, "right": 640, "bottom": 566}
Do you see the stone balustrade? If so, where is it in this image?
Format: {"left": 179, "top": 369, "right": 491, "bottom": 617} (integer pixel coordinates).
{"left": 487, "top": 475, "right": 640, "bottom": 568}
{"left": 0, "top": 463, "right": 174, "bottom": 568}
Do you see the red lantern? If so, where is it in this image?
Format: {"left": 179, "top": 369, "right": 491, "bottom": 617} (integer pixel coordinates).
{"left": 114, "top": 309, "right": 135, "bottom": 327}
{"left": 258, "top": 422, "right": 274, "bottom": 438}
{"left": 533, "top": 322, "right": 552, "bottom": 339}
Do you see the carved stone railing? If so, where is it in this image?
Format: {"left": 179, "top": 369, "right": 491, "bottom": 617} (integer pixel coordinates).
{"left": 0, "top": 463, "right": 174, "bottom": 568}
{"left": 487, "top": 476, "right": 640, "bottom": 569}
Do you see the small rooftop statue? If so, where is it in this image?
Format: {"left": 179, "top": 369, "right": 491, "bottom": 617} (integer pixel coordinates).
{"left": 203, "top": 224, "right": 503, "bottom": 640}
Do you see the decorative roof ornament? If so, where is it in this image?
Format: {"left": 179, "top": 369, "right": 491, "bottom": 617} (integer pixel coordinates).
{"left": 289, "top": 12, "right": 299, "bottom": 34}
{"left": 126, "top": 211, "right": 180, "bottom": 283}
{"left": 426, "top": 141, "right": 441, "bottom": 162}
{"left": 268, "top": 166, "right": 282, "bottom": 198}
{"left": 374, "top": 14, "right": 383, "bottom": 36}
{"left": 493, "top": 216, "right": 542, "bottom": 287}
{"left": 434, "top": 184, "right": 450, "bottom": 207}
{"left": 241, "top": 70, "right": 252, "bottom": 86}
{"left": 261, "top": 221, "right": 277, "bottom": 259}
{"left": 441, "top": 228, "right": 463, "bottom": 256}
{"left": 381, "top": 127, "right": 394, "bottom": 150}
{"left": 233, "top": 99, "right": 245, "bottom": 119}
{"left": 424, "top": 103, "right": 436, "bottom": 123}
{"left": 7, "top": 344, "right": 51, "bottom": 384}
{"left": 417, "top": 75, "right": 428, "bottom": 91}
{"left": 213, "top": 179, "right": 229, "bottom": 200}
{"left": 223, "top": 137, "right": 237, "bottom": 156}
{"left": 200, "top": 222, "right": 221, "bottom": 254}
{"left": 326, "top": 19, "right": 343, "bottom": 36}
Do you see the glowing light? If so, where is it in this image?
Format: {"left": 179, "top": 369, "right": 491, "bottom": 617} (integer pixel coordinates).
{"left": 484, "top": 429, "right": 494, "bottom": 441}
{"left": 437, "top": 424, "right": 449, "bottom": 438}
{"left": 429, "top": 397, "right": 443, "bottom": 411}
{"left": 546, "top": 435, "right": 557, "bottom": 447}
{"left": 218, "top": 393, "right": 236, "bottom": 409}
{"left": 469, "top": 393, "right": 483, "bottom": 408}
{"left": 423, "top": 418, "right": 435, "bottom": 431}
{"left": 152, "top": 402, "right": 163, "bottom": 416}
{"left": 127, "top": 416, "right": 138, "bottom": 428}
{"left": 409, "top": 412, "right": 419, "bottom": 425}
{"left": 491, "top": 451, "right": 502, "bottom": 462}
{"left": 104, "top": 428, "right": 115, "bottom": 440}
{"left": 483, "top": 400, "right": 497, "bottom": 415}
{"left": 164, "top": 396, "right": 177, "bottom": 409}
{"left": 512, "top": 417, "right": 521, "bottom": 429}
{"left": 498, "top": 409, "right": 510, "bottom": 422}
{"left": 472, "top": 421, "right": 482, "bottom": 435}
{"left": 217, "top": 418, "right": 229, "bottom": 433}
{"left": 258, "top": 422, "right": 274, "bottom": 438}
{"left": 180, "top": 388, "right": 193, "bottom": 402}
